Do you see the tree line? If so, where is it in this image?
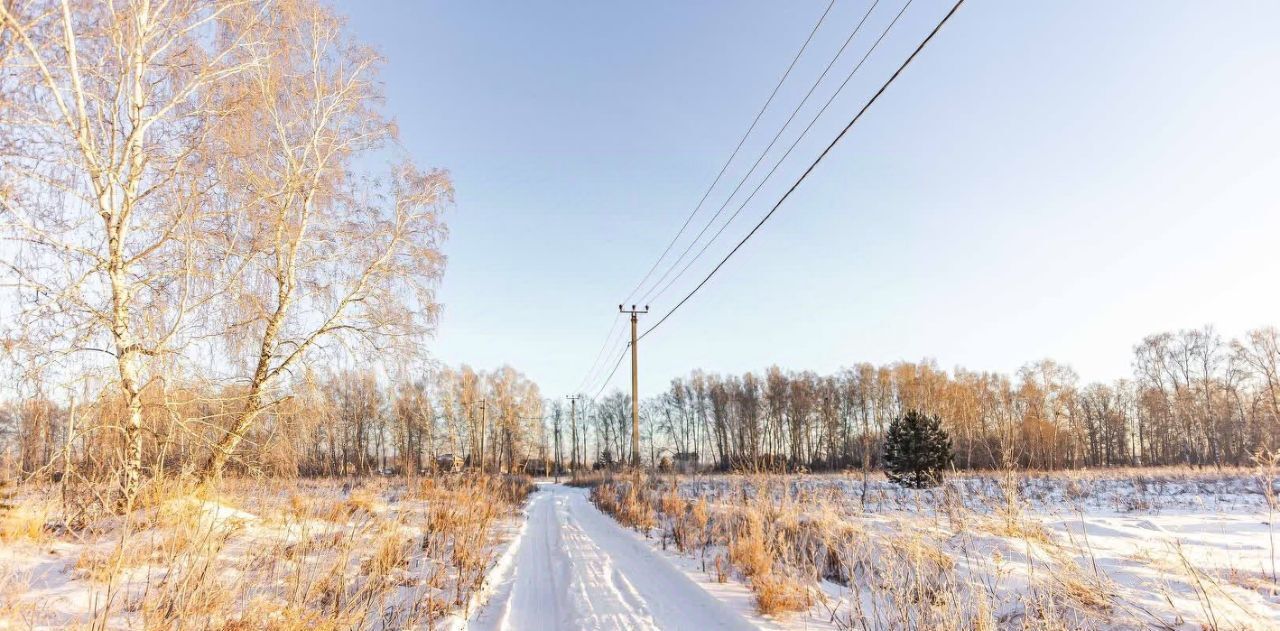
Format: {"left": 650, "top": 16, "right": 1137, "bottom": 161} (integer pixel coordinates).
{"left": 7, "top": 325, "right": 1275, "bottom": 482}
{"left": 0, "top": 363, "right": 547, "bottom": 480}
{"left": 572, "top": 325, "right": 1280, "bottom": 472}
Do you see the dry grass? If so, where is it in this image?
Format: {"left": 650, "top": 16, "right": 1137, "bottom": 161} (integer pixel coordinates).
{"left": 0, "top": 473, "right": 532, "bottom": 630}
{"left": 752, "top": 572, "right": 811, "bottom": 616}
{"left": 592, "top": 466, "right": 1278, "bottom": 628}
{"left": 0, "top": 505, "right": 47, "bottom": 543}
{"left": 0, "top": 477, "right": 49, "bottom": 544}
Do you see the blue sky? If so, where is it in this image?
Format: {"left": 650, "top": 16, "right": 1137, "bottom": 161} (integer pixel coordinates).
{"left": 333, "top": 0, "right": 1280, "bottom": 398}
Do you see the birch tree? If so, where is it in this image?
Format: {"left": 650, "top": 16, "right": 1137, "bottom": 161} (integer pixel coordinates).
{"left": 198, "top": 0, "right": 450, "bottom": 479}
{"left": 0, "top": 0, "right": 267, "bottom": 503}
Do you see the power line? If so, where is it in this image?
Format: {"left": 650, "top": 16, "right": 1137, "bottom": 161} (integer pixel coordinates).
{"left": 587, "top": 0, "right": 881, "bottom": 399}
{"left": 573, "top": 312, "right": 624, "bottom": 393}
{"left": 637, "top": 0, "right": 883, "bottom": 307}
{"left": 645, "top": 0, "right": 912, "bottom": 306}
{"left": 640, "top": 0, "right": 966, "bottom": 342}
{"left": 578, "top": 312, "right": 634, "bottom": 397}
{"left": 590, "top": 343, "right": 630, "bottom": 401}
{"left": 619, "top": 0, "right": 838, "bottom": 308}
{"left": 583, "top": 0, "right": 860, "bottom": 400}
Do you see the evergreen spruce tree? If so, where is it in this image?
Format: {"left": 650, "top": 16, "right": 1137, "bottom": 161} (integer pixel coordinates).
{"left": 883, "top": 410, "right": 954, "bottom": 488}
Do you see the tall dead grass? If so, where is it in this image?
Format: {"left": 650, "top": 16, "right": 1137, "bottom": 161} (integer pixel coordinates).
{"left": 0, "top": 474, "right": 532, "bottom": 630}
{"left": 593, "top": 468, "right": 1271, "bottom": 629}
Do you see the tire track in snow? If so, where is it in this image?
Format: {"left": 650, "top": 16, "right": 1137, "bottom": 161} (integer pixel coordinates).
{"left": 469, "top": 484, "right": 760, "bottom": 631}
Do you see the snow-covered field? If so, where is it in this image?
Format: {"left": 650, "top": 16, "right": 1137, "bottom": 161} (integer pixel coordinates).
{"left": 0, "top": 476, "right": 530, "bottom": 629}
{"left": 5, "top": 470, "right": 1276, "bottom": 630}
{"left": 586, "top": 468, "right": 1280, "bottom": 630}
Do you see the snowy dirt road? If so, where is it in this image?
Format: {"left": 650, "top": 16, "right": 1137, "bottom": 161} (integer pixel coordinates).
{"left": 468, "top": 484, "right": 760, "bottom": 631}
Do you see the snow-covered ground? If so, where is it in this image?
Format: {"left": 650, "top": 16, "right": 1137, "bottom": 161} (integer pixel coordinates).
{"left": 469, "top": 484, "right": 766, "bottom": 631}
{"left": 6, "top": 471, "right": 1277, "bottom": 629}
{"left": 461, "top": 471, "right": 1280, "bottom": 630}
{"left": 0, "top": 477, "right": 529, "bottom": 629}
{"left": 629, "top": 471, "right": 1280, "bottom": 630}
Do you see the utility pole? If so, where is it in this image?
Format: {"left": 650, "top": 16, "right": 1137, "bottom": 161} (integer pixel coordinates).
{"left": 62, "top": 395, "right": 76, "bottom": 513}
{"left": 566, "top": 394, "right": 582, "bottom": 480}
{"left": 553, "top": 411, "right": 561, "bottom": 483}
{"left": 619, "top": 304, "right": 648, "bottom": 468}
{"left": 475, "top": 398, "right": 488, "bottom": 473}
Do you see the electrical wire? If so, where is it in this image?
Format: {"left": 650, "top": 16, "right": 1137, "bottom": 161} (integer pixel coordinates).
{"left": 584, "top": 1, "right": 843, "bottom": 398}
{"left": 619, "top": 0, "right": 839, "bottom": 308}
{"left": 573, "top": 313, "right": 624, "bottom": 393}
{"left": 640, "top": 0, "right": 966, "bottom": 341}
{"left": 590, "top": 343, "right": 630, "bottom": 401}
{"left": 646, "top": 0, "right": 912, "bottom": 306}
{"left": 636, "top": 0, "right": 883, "bottom": 307}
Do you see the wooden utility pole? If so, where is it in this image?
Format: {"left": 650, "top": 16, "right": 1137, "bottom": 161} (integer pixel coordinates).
{"left": 566, "top": 394, "right": 582, "bottom": 480}
{"left": 619, "top": 304, "right": 648, "bottom": 468}
{"left": 62, "top": 396, "right": 76, "bottom": 513}
{"left": 476, "top": 398, "right": 488, "bottom": 472}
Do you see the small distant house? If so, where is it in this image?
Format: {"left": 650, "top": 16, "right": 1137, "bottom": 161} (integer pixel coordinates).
{"left": 521, "top": 458, "right": 549, "bottom": 476}
{"left": 673, "top": 451, "right": 699, "bottom": 474}
{"left": 435, "top": 453, "right": 460, "bottom": 472}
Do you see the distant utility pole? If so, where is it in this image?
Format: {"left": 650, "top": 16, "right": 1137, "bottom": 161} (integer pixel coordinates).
{"left": 475, "top": 398, "right": 488, "bottom": 473}
{"left": 619, "top": 304, "right": 648, "bottom": 468}
{"left": 553, "top": 411, "right": 561, "bottom": 483}
{"left": 566, "top": 394, "right": 582, "bottom": 480}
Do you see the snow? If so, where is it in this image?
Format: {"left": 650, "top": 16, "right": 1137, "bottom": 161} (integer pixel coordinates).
{"left": 453, "top": 472, "right": 1280, "bottom": 629}
{"left": 7, "top": 473, "right": 1279, "bottom": 629}
{"left": 1045, "top": 512, "right": 1280, "bottom": 628}
{"left": 653, "top": 472, "right": 1280, "bottom": 629}
{"left": 0, "top": 480, "right": 528, "bottom": 630}
{"left": 470, "top": 484, "right": 765, "bottom": 631}
{"left": 0, "top": 536, "right": 109, "bottom": 628}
